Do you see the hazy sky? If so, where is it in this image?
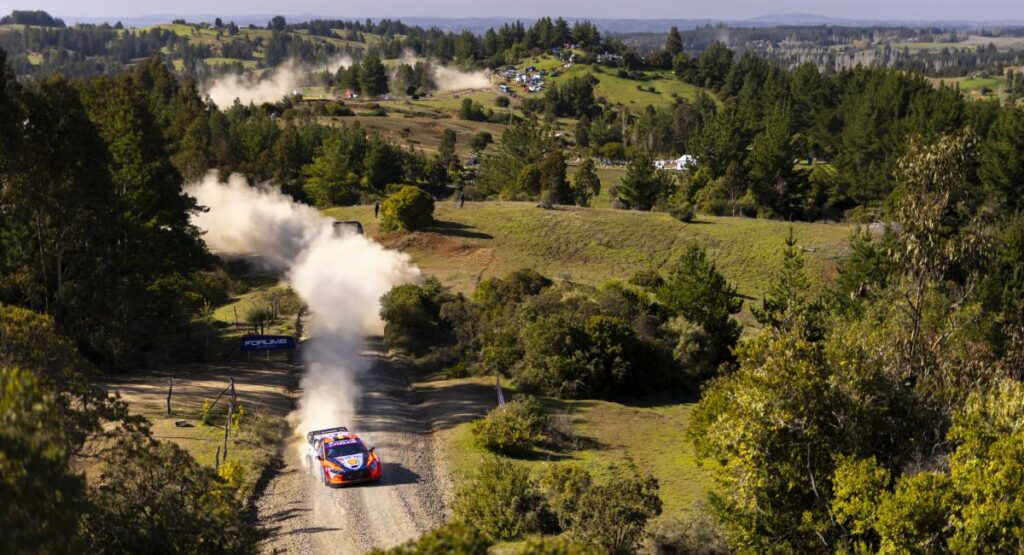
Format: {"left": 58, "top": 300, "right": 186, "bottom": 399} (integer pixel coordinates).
{"left": 3, "top": 0, "right": 1024, "bottom": 21}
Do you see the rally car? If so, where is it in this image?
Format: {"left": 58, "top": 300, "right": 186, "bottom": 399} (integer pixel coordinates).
{"left": 303, "top": 426, "right": 382, "bottom": 487}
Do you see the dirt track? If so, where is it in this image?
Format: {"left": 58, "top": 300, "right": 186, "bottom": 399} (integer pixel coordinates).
{"left": 255, "top": 341, "right": 454, "bottom": 553}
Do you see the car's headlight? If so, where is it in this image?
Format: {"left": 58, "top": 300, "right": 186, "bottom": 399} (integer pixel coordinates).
{"left": 327, "top": 467, "right": 344, "bottom": 476}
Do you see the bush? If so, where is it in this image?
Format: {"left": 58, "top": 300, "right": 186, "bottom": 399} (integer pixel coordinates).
{"left": 670, "top": 201, "right": 696, "bottom": 222}
{"left": 380, "top": 185, "right": 435, "bottom": 231}
{"left": 566, "top": 462, "right": 662, "bottom": 555}
{"left": 373, "top": 522, "right": 490, "bottom": 554}
{"left": 495, "top": 95, "right": 511, "bottom": 108}
{"left": 379, "top": 279, "right": 443, "bottom": 353}
{"left": 453, "top": 458, "right": 548, "bottom": 542}
{"left": 200, "top": 399, "right": 213, "bottom": 425}
{"left": 471, "top": 396, "right": 548, "bottom": 455}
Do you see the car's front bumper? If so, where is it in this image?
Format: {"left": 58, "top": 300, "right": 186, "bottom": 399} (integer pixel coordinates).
{"left": 324, "top": 467, "right": 382, "bottom": 487}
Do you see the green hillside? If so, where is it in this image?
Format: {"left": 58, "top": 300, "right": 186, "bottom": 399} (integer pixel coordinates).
{"left": 325, "top": 202, "right": 853, "bottom": 324}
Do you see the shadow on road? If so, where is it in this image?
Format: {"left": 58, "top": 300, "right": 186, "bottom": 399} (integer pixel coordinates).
{"left": 381, "top": 461, "right": 422, "bottom": 486}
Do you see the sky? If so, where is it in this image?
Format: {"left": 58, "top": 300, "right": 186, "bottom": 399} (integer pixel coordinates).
{"left": 2, "top": 0, "right": 1024, "bottom": 22}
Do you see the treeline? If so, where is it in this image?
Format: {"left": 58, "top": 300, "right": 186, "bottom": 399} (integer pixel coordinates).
{"left": 476, "top": 37, "right": 1024, "bottom": 222}
{"left": 689, "top": 131, "right": 1024, "bottom": 552}
{"left": 620, "top": 24, "right": 1024, "bottom": 77}
{"left": 672, "top": 47, "right": 1024, "bottom": 220}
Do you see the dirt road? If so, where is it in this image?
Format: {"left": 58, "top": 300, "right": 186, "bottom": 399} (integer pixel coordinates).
{"left": 255, "top": 340, "right": 452, "bottom": 553}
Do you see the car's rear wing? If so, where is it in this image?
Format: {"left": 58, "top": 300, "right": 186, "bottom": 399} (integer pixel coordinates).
{"left": 307, "top": 426, "right": 349, "bottom": 444}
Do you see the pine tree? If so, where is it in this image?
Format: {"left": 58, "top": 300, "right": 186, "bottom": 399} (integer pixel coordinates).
{"left": 665, "top": 26, "right": 683, "bottom": 57}
{"left": 752, "top": 227, "right": 819, "bottom": 336}
{"left": 572, "top": 158, "right": 601, "bottom": 206}
{"left": 359, "top": 55, "right": 389, "bottom": 97}
{"left": 617, "top": 151, "right": 674, "bottom": 210}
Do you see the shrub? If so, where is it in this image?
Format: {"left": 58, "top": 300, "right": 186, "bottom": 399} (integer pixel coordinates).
{"left": 512, "top": 536, "right": 599, "bottom": 554}
{"left": 453, "top": 458, "right": 547, "bottom": 542}
{"left": 380, "top": 185, "right": 435, "bottom": 231}
{"left": 373, "top": 522, "right": 491, "bottom": 554}
{"left": 200, "top": 399, "right": 213, "bottom": 425}
{"left": 471, "top": 396, "right": 548, "bottom": 455}
{"left": 217, "top": 459, "right": 246, "bottom": 491}
{"left": 379, "top": 280, "right": 442, "bottom": 353}
{"left": 628, "top": 269, "right": 665, "bottom": 289}
{"left": 495, "top": 95, "right": 511, "bottom": 108}
{"left": 540, "top": 464, "right": 593, "bottom": 531}
{"left": 566, "top": 462, "right": 662, "bottom": 555}
{"left": 231, "top": 403, "right": 245, "bottom": 428}
{"left": 670, "top": 201, "right": 696, "bottom": 222}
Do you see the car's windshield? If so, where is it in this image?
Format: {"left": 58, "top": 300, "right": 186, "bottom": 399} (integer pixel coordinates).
{"left": 325, "top": 441, "right": 366, "bottom": 459}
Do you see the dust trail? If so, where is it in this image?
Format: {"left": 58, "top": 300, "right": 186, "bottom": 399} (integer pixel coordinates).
{"left": 398, "top": 49, "right": 491, "bottom": 92}
{"left": 185, "top": 172, "right": 419, "bottom": 450}
{"left": 203, "top": 55, "right": 353, "bottom": 109}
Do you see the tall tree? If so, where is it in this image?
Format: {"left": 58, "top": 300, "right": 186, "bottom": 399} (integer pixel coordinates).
{"left": 617, "top": 151, "right": 675, "bottom": 210}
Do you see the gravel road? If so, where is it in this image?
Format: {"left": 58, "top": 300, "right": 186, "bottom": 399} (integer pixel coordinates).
{"left": 255, "top": 340, "right": 452, "bottom": 553}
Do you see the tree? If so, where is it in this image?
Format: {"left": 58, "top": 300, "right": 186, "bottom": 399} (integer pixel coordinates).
{"left": 752, "top": 227, "right": 821, "bottom": 336}
{"left": 979, "top": 105, "right": 1024, "bottom": 210}
{"left": 359, "top": 55, "right": 389, "bottom": 97}
{"left": 380, "top": 186, "right": 435, "bottom": 232}
{"left": 656, "top": 244, "right": 742, "bottom": 364}
{"left": 665, "top": 26, "right": 683, "bottom": 57}
{"left": 745, "top": 102, "right": 800, "bottom": 217}
{"left": 303, "top": 133, "right": 363, "bottom": 206}
{"left": 470, "top": 131, "right": 493, "bottom": 152}
{"left": 538, "top": 149, "right": 571, "bottom": 204}
{"left": 572, "top": 158, "right": 601, "bottom": 206}
{"left": 476, "top": 120, "right": 553, "bottom": 198}
{"left": 617, "top": 151, "right": 675, "bottom": 210}
{"left": 380, "top": 281, "right": 442, "bottom": 353}
{"left": 458, "top": 98, "right": 487, "bottom": 121}
{"left": 438, "top": 129, "right": 457, "bottom": 170}
{"left": 269, "top": 15, "right": 287, "bottom": 31}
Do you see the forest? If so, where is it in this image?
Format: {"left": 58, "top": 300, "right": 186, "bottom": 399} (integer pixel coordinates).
{"left": 2, "top": 9, "right": 1024, "bottom": 554}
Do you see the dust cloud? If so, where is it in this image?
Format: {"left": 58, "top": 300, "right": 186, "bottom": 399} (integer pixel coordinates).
{"left": 431, "top": 64, "right": 491, "bottom": 92}
{"left": 203, "top": 55, "right": 353, "bottom": 109}
{"left": 398, "top": 49, "right": 491, "bottom": 92}
{"left": 185, "top": 172, "right": 419, "bottom": 450}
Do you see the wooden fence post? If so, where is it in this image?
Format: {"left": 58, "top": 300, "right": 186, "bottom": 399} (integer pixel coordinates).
{"left": 166, "top": 378, "right": 172, "bottom": 415}
{"left": 222, "top": 378, "right": 237, "bottom": 462}
{"left": 215, "top": 445, "right": 221, "bottom": 471}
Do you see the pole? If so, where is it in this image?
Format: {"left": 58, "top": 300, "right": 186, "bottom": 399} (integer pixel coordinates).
{"left": 166, "top": 378, "right": 172, "bottom": 415}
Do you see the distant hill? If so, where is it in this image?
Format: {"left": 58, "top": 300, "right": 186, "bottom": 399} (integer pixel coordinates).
{"left": 56, "top": 13, "right": 1024, "bottom": 33}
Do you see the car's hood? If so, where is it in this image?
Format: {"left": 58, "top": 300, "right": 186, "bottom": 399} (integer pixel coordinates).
{"left": 330, "top": 453, "right": 365, "bottom": 471}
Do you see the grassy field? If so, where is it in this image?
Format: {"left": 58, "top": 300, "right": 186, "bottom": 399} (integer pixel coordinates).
{"left": 517, "top": 55, "right": 709, "bottom": 108}
{"left": 415, "top": 373, "right": 709, "bottom": 525}
{"left": 325, "top": 202, "right": 853, "bottom": 325}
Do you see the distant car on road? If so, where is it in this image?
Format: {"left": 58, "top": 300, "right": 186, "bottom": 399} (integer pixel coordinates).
{"left": 304, "top": 426, "right": 382, "bottom": 487}
{"left": 333, "top": 220, "right": 363, "bottom": 235}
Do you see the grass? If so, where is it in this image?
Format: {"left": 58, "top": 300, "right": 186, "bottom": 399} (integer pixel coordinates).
{"left": 441, "top": 377, "right": 709, "bottom": 523}
{"left": 518, "top": 55, "right": 709, "bottom": 107}
{"left": 314, "top": 111, "right": 508, "bottom": 156}
{"left": 566, "top": 164, "right": 627, "bottom": 209}
{"left": 324, "top": 202, "right": 852, "bottom": 324}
